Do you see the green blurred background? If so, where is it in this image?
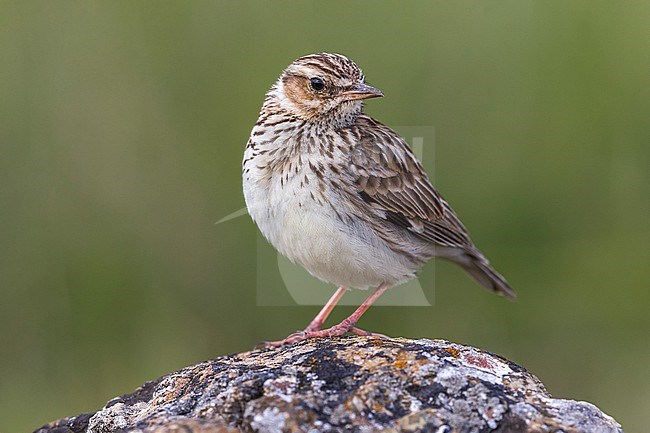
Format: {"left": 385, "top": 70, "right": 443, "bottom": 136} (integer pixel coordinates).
{"left": 1, "top": 1, "right": 648, "bottom": 432}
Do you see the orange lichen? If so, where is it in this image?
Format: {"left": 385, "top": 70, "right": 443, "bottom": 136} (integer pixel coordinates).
{"left": 394, "top": 359, "right": 408, "bottom": 369}
{"left": 445, "top": 347, "right": 461, "bottom": 358}
{"left": 392, "top": 352, "right": 411, "bottom": 370}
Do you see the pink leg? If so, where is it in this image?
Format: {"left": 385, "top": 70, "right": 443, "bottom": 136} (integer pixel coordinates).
{"left": 330, "top": 282, "right": 390, "bottom": 331}
{"left": 257, "top": 286, "right": 348, "bottom": 348}
{"left": 260, "top": 282, "right": 391, "bottom": 348}
{"left": 304, "top": 286, "right": 347, "bottom": 332}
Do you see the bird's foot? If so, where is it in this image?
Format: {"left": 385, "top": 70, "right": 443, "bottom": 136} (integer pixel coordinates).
{"left": 256, "top": 323, "right": 350, "bottom": 348}
{"left": 256, "top": 321, "right": 388, "bottom": 348}
{"left": 349, "top": 327, "right": 389, "bottom": 339}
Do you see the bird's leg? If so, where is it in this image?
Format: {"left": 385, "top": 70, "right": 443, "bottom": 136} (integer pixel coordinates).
{"left": 257, "top": 286, "right": 347, "bottom": 348}
{"left": 258, "top": 283, "right": 390, "bottom": 348}
{"left": 303, "top": 286, "right": 347, "bottom": 332}
{"left": 318, "top": 282, "right": 390, "bottom": 337}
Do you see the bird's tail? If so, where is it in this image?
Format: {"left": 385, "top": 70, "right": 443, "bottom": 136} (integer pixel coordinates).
{"left": 457, "top": 251, "right": 516, "bottom": 300}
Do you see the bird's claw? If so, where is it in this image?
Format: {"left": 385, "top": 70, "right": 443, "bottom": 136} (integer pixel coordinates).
{"left": 256, "top": 324, "right": 389, "bottom": 348}
{"left": 350, "top": 327, "right": 389, "bottom": 339}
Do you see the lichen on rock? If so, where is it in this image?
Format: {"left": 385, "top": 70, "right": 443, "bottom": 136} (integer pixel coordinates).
{"left": 35, "top": 336, "right": 623, "bottom": 433}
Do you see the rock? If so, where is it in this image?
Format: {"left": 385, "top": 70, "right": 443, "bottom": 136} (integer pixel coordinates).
{"left": 35, "top": 336, "right": 623, "bottom": 433}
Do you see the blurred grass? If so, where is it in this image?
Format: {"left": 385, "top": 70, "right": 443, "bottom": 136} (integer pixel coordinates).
{"left": 1, "top": 1, "right": 648, "bottom": 432}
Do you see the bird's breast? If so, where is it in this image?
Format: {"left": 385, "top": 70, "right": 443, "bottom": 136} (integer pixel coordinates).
{"left": 242, "top": 127, "right": 421, "bottom": 288}
{"left": 244, "top": 160, "right": 338, "bottom": 256}
{"left": 243, "top": 160, "right": 419, "bottom": 289}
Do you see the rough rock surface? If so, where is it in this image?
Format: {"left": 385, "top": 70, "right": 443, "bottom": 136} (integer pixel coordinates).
{"left": 35, "top": 336, "right": 623, "bottom": 433}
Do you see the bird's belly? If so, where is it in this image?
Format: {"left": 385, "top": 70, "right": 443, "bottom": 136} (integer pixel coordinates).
{"left": 244, "top": 179, "right": 419, "bottom": 289}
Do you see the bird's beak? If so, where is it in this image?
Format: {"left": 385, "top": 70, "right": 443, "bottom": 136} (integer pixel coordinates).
{"left": 341, "top": 83, "right": 384, "bottom": 101}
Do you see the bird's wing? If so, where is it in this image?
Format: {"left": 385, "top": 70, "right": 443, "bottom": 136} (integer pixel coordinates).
{"left": 345, "top": 116, "right": 474, "bottom": 249}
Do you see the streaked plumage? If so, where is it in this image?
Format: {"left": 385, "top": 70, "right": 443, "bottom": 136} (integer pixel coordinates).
{"left": 243, "top": 53, "right": 514, "bottom": 345}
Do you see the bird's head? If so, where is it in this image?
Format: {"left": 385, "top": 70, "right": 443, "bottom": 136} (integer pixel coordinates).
{"left": 271, "top": 53, "right": 383, "bottom": 124}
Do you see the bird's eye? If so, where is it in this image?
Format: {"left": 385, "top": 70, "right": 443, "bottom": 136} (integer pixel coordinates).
{"left": 309, "top": 77, "right": 325, "bottom": 92}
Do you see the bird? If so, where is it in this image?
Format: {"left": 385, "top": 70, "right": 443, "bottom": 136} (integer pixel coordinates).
{"left": 242, "top": 53, "right": 515, "bottom": 347}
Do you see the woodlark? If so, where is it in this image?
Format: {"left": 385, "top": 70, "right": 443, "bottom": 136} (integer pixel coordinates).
{"left": 243, "top": 53, "right": 515, "bottom": 346}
